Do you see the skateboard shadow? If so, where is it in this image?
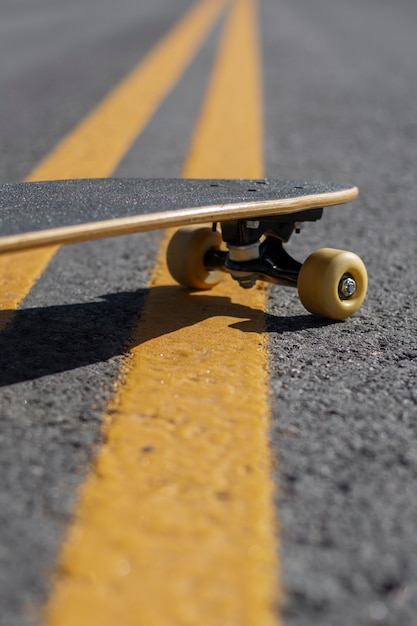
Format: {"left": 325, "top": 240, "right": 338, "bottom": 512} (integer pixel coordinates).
{"left": 0, "top": 285, "right": 333, "bottom": 386}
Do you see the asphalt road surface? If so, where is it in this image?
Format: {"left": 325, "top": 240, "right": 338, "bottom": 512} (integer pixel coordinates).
{"left": 1, "top": 1, "right": 417, "bottom": 625}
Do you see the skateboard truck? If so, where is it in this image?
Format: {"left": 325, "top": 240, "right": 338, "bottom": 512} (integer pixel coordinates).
{"left": 205, "top": 208, "right": 323, "bottom": 289}
{"left": 166, "top": 206, "right": 367, "bottom": 320}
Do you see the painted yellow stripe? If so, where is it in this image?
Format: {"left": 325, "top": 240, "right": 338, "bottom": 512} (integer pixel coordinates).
{"left": 28, "top": 0, "right": 227, "bottom": 181}
{"left": 0, "top": 248, "right": 58, "bottom": 330}
{"left": 43, "top": 1, "right": 281, "bottom": 625}
{"left": 0, "top": 0, "right": 227, "bottom": 330}
{"left": 182, "top": 0, "right": 263, "bottom": 178}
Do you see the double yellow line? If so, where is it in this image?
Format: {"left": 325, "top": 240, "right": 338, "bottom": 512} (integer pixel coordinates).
{"left": 2, "top": 0, "right": 282, "bottom": 623}
{"left": 0, "top": 0, "right": 226, "bottom": 327}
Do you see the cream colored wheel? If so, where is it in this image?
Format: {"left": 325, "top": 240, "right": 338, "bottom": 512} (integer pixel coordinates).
{"left": 297, "top": 248, "right": 368, "bottom": 320}
{"left": 166, "top": 227, "right": 223, "bottom": 290}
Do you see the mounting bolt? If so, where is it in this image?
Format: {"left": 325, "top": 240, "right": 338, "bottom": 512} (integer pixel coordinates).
{"left": 339, "top": 275, "right": 356, "bottom": 299}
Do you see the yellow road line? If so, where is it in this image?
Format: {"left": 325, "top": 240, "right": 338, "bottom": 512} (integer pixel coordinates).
{"left": 0, "top": 0, "right": 227, "bottom": 330}
{"left": 43, "top": 1, "right": 281, "bottom": 625}
{"left": 28, "top": 0, "right": 227, "bottom": 181}
{"left": 182, "top": 0, "right": 263, "bottom": 178}
{"left": 0, "top": 248, "right": 58, "bottom": 330}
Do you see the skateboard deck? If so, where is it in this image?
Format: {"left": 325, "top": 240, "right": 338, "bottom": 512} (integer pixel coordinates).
{"left": 0, "top": 178, "right": 357, "bottom": 253}
{"left": 0, "top": 177, "right": 367, "bottom": 320}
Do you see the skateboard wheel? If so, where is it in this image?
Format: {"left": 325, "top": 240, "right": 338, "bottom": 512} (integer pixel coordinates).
{"left": 166, "top": 227, "right": 223, "bottom": 290}
{"left": 297, "top": 248, "right": 367, "bottom": 320}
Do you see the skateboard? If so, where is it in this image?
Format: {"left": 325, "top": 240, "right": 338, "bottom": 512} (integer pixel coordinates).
{"left": 0, "top": 177, "right": 367, "bottom": 320}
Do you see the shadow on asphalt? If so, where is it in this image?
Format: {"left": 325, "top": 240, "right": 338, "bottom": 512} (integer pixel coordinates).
{"left": 0, "top": 285, "right": 335, "bottom": 386}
